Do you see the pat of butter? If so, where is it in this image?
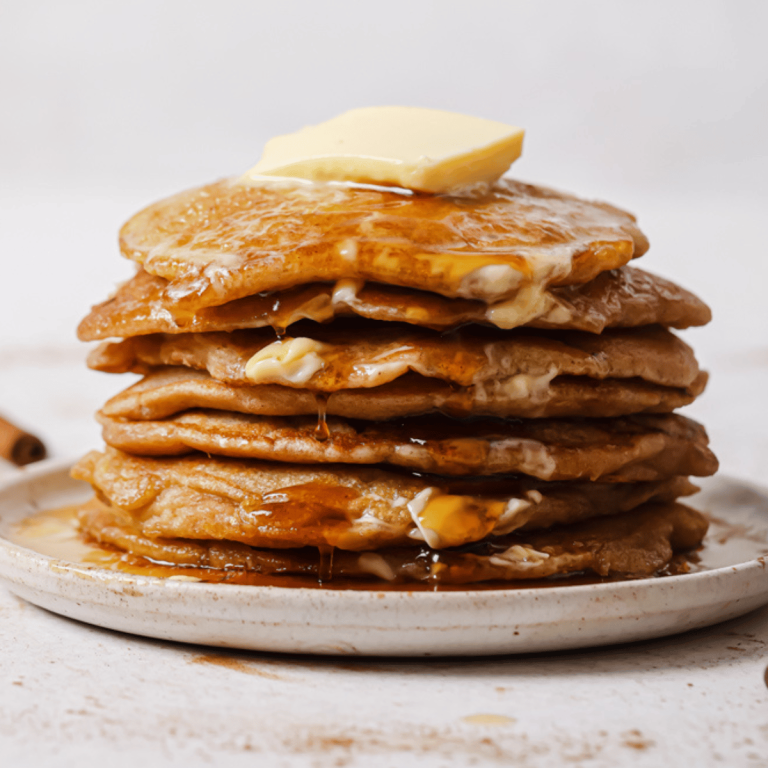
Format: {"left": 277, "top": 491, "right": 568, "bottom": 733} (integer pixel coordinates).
{"left": 244, "top": 107, "right": 524, "bottom": 194}
{"left": 245, "top": 337, "right": 329, "bottom": 385}
{"left": 407, "top": 488, "right": 509, "bottom": 549}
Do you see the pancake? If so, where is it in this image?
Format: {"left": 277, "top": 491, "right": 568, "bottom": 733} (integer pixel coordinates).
{"left": 98, "top": 410, "right": 718, "bottom": 482}
{"left": 101, "top": 366, "right": 707, "bottom": 422}
{"left": 119, "top": 178, "right": 648, "bottom": 310}
{"left": 71, "top": 120, "right": 716, "bottom": 589}
{"left": 77, "top": 266, "right": 712, "bottom": 339}
{"left": 72, "top": 448, "right": 696, "bottom": 551}
{"left": 87, "top": 324, "right": 701, "bottom": 395}
{"left": 79, "top": 497, "right": 707, "bottom": 583}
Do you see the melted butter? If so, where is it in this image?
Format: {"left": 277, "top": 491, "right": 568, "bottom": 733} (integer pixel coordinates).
{"left": 11, "top": 504, "right": 694, "bottom": 592}
{"left": 241, "top": 329, "right": 560, "bottom": 393}
{"left": 468, "top": 367, "right": 557, "bottom": 410}
{"left": 336, "top": 239, "right": 359, "bottom": 263}
{"left": 243, "top": 336, "right": 436, "bottom": 391}
{"left": 504, "top": 372, "right": 554, "bottom": 400}
{"left": 500, "top": 367, "right": 558, "bottom": 402}
{"left": 331, "top": 278, "right": 365, "bottom": 305}
{"left": 494, "top": 438, "right": 557, "bottom": 481}
{"left": 538, "top": 301, "right": 573, "bottom": 326}
{"left": 123, "top": 177, "right": 642, "bottom": 312}
{"left": 488, "top": 544, "right": 550, "bottom": 569}
{"left": 426, "top": 252, "right": 531, "bottom": 303}
{"left": 486, "top": 282, "right": 560, "bottom": 329}
{"left": 356, "top": 552, "right": 396, "bottom": 581}
{"left": 351, "top": 346, "right": 419, "bottom": 387}
{"left": 274, "top": 293, "right": 335, "bottom": 329}
{"left": 458, "top": 264, "right": 524, "bottom": 301}
{"left": 493, "top": 498, "right": 536, "bottom": 536}
{"left": 245, "top": 337, "right": 330, "bottom": 385}
{"left": 244, "top": 107, "right": 524, "bottom": 194}
{"left": 407, "top": 489, "right": 510, "bottom": 549}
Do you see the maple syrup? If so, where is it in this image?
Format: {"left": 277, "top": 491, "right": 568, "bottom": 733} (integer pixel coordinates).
{"left": 10, "top": 502, "right": 702, "bottom": 593}
{"left": 314, "top": 393, "right": 330, "bottom": 442}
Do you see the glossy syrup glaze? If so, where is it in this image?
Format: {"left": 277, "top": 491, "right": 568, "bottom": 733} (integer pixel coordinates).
{"left": 119, "top": 178, "right": 648, "bottom": 312}
{"left": 94, "top": 410, "right": 717, "bottom": 482}
{"left": 70, "top": 447, "right": 699, "bottom": 552}
{"left": 10, "top": 501, "right": 705, "bottom": 592}
{"left": 86, "top": 323, "right": 702, "bottom": 393}
{"left": 5, "top": 503, "right": 619, "bottom": 591}
{"left": 77, "top": 266, "right": 711, "bottom": 341}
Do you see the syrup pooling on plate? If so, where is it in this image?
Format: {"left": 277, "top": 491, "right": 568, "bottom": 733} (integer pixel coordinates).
{"left": 9, "top": 497, "right": 709, "bottom": 589}
{"left": 3, "top": 501, "right": 591, "bottom": 591}
{"left": 71, "top": 109, "right": 718, "bottom": 595}
{"left": 10, "top": 503, "right": 120, "bottom": 567}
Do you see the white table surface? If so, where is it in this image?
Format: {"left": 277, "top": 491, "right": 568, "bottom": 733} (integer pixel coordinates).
{"left": 0, "top": 185, "right": 766, "bottom": 767}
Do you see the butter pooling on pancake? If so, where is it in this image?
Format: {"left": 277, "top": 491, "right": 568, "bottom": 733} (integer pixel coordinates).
{"left": 78, "top": 497, "right": 707, "bottom": 583}
{"left": 88, "top": 325, "right": 702, "bottom": 393}
{"left": 73, "top": 447, "right": 696, "bottom": 551}
{"left": 77, "top": 266, "right": 711, "bottom": 340}
{"left": 80, "top": 499, "right": 707, "bottom": 585}
{"left": 119, "top": 178, "right": 648, "bottom": 312}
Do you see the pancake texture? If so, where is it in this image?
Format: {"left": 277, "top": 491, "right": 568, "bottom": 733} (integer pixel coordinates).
{"left": 87, "top": 324, "right": 702, "bottom": 393}
{"left": 79, "top": 497, "right": 707, "bottom": 583}
{"left": 72, "top": 156, "right": 714, "bottom": 586}
{"left": 99, "top": 366, "right": 707, "bottom": 422}
{"left": 98, "top": 410, "right": 717, "bottom": 481}
{"left": 73, "top": 447, "right": 696, "bottom": 551}
{"left": 120, "top": 178, "right": 648, "bottom": 309}
{"left": 77, "top": 266, "right": 711, "bottom": 339}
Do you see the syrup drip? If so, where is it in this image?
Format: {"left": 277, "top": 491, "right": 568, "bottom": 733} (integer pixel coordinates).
{"left": 317, "top": 545, "right": 335, "bottom": 584}
{"left": 10, "top": 504, "right": 706, "bottom": 593}
{"left": 314, "top": 393, "right": 330, "bottom": 442}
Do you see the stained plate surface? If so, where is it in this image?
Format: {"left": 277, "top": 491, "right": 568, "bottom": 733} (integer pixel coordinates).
{"left": 0, "top": 459, "right": 766, "bottom": 656}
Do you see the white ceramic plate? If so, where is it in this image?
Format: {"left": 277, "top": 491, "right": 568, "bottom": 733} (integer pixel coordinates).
{"left": 0, "top": 459, "right": 766, "bottom": 656}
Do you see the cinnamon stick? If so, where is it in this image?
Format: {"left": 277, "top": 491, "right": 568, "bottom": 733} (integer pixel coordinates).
{"left": 0, "top": 415, "right": 47, "bottom": 466}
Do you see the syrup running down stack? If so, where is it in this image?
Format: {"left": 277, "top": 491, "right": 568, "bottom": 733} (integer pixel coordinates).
{"left": 73, "top": 111, "right": 717, "bottom": 586}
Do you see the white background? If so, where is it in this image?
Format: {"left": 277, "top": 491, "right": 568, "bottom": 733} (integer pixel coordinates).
{"left": 1, "top": 5, "right": 767, "bottom": 767}
{"left": 0, "top": 0, "right": 767, "bottom": 474}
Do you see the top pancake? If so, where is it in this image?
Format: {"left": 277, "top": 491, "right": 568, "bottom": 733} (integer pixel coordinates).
{"left": 119, "top": 178, "right": 649, "bottom": 310}
{"left": 77, "top": 266, "right": 711, "bottom": 340}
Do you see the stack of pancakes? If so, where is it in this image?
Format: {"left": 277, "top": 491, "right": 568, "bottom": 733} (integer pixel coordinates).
{"left": 73, "top": 177, "right": 717, "bottom": 585}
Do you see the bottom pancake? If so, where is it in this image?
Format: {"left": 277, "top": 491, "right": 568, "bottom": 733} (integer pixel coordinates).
{"left": 72, "top": 447, "right": 696, "bottom": 551}
{"left": 78, "top": 497, "right": 708, "bottom": 584}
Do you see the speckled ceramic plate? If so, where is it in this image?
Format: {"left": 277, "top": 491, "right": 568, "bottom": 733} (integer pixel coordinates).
{"left": 0, "top": 459, "right": 766, "bottom": 656}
